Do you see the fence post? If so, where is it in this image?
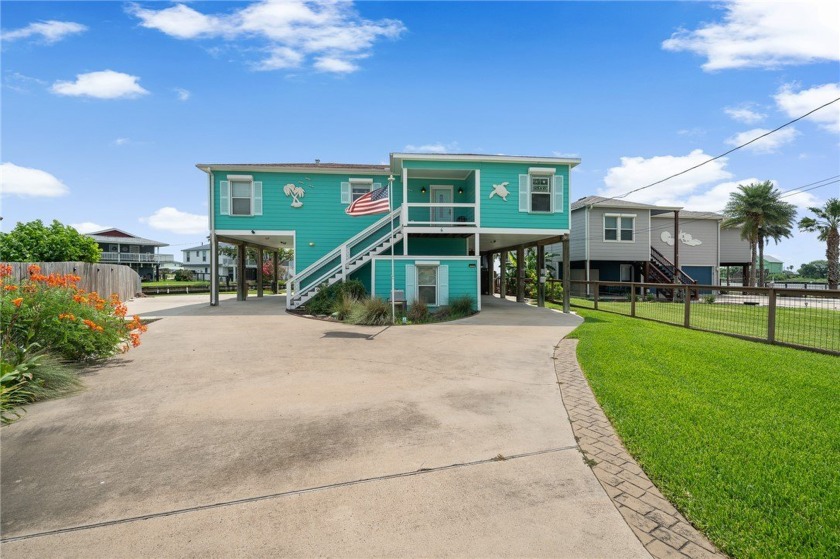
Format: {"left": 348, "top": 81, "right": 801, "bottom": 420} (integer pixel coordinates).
{"left": 683, "top": 286, "right": 691, "bottom": 328}
{"left": 630, "top": 282, "right": 636, "bottom": 317}
{"left": 767, "top": 288, "right": 777, "bottom": 344}
{"left": 593, "top": 282, "right": 599, "bottom": 310}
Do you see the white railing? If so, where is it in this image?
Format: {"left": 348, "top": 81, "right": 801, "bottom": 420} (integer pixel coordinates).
{"left": 403, "top": 202, "right": 477, "bottom": 227}
{"left": 100, "top": 252, "right": 174, "bottom": 263}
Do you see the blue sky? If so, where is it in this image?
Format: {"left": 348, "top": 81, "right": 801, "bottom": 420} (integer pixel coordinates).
{"left": 2, "top": 0, "right": 838, "bottom": 267}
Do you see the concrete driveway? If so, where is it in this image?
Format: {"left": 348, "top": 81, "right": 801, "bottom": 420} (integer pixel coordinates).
{"left": 1, "top": 294, "right": 649, "bottom": 558}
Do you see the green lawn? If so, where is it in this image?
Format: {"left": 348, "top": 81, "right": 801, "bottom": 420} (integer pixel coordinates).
{"left": 570, "top": 297, "right": 839, "bottom": 354}
{"left": 552, "top": 304, "right": 840, "bottom": 558}
{"left": 142, "top": 280, "right": 210, "bottom": 288}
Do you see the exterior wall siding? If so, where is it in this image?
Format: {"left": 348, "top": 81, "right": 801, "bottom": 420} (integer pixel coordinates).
{"left": 587, "top": 207, "right": 651, "bottom": 262}
{"left": 719, "top": 227, "right": 752, "bottom": 264}
{"left": 214, "top": 171, "right": 399, "bottom": 271}
{"left": 406, "top": 236, "right": 467, "bottom": 256}
{"left": 372, "top": 257, "right": 479, "bottom": 310}
{"left": 402, "top": 160, "right": 570, "bottom": 231}
{"left": 650, "top": 217, "right": 720, "bottom": 267}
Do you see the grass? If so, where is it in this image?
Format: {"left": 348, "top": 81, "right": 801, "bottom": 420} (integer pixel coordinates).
{"left": 551, "top": 303, "right": 840, "bottom": 558}
{"left": 142, "top": 280, "right": 210, "bottom": 288}
{"left": 570, "top": 297, "right": 839, "bottom": 353}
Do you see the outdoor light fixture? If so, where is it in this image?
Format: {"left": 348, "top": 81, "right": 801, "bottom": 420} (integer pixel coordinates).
{"left": 309, "top": 242, "right": 315, "bottom": 247}
{"left": 458, "top": 187, "right": 464, "bottom": 195}
{"left": 420, "top": 186, "right": 427, "bottom": 194}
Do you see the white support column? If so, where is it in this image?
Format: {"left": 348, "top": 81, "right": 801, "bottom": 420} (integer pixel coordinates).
{"left": 402, "top": 167, "right": 409, "bottom": 227}
{"left": 474, "top": 168, "right": 481, "bottom": 227}
{"left": 475, "top": 232, "right": 481, "bottom": 311}
{"left": 210, "top": 233, "right": 219, "bottom": 306}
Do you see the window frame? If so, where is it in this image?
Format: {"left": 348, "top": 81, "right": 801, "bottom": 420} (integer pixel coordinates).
{"left": 416, "top": 264, "right": 439, "bottom": 307}
{"left": 529, "top": 174, "right": 552, "bottom": 214}
{"left": 228, "top": 175, "right": 254, "bottom": 216}
{"left": 603, "top": 213, "right": 636, "bottom": 243}
{"left": 349, "top": 178, "right": 373, "bottom": 202}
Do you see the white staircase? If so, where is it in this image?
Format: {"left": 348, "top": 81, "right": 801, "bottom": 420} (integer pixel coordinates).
{"left": 287, "top": 209, "right": 402, "bottom": 310}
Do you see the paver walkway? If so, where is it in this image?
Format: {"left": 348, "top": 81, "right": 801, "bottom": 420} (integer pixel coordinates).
{"left": 553, "top": 339, "right": 725, "bottom": 559}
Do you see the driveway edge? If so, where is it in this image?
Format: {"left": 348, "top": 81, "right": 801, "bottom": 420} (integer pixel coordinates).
{"left": 553, "top": 339, "right": 726, "bottom": 559}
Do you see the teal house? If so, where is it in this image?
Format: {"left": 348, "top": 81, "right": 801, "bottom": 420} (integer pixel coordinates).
{"left": 197, "top": 153, "right": 579, "bottom": 311}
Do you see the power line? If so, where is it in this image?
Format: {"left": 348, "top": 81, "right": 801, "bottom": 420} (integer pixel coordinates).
{"left": 612, "top": 96, "right": 840, "bottom": 201}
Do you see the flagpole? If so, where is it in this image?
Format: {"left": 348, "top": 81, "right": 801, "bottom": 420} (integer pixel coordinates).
{"left": 388, "top": 175, "right": 396, "bottom": 324}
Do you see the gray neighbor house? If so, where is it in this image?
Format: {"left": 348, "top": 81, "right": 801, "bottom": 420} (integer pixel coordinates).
{"left": 182, "top": 243, "right": 258, "bottom": 282}
{"left": 86, "top": 228, "right": 174, "bottom": 281}
{"left": 548, "top": 196, "right": 752, "bottom": 292}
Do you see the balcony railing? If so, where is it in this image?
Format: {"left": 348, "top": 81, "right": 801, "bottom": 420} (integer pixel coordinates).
{"left": 403, "top": 203, "right": 476, "bottom": 227}
{"left": 100, "top": 252, "right": 174, "bottom": 263}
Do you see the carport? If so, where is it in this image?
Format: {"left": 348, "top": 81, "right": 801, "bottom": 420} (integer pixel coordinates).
{"left": 209, "top": 230, "right": 293, "bottom": 305}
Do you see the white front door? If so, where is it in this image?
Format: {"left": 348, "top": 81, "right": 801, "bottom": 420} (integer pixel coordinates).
{"left": 430, "top": 185, "right": 453, "bottom": 223}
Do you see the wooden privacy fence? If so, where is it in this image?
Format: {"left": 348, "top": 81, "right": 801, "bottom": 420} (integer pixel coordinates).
{"left": 3, "top": 262, "right": 142, "bottom": 302}
{"left": 547, "top": 279, "right": 840, "bottom": 356}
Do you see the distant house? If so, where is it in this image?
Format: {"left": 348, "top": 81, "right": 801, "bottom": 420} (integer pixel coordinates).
{"left": 86, "top": 228, "right": 174, "bottom": 281}
{"left": 182, "top": 243, "right": 256, "bottom": 281}
{"left": 760, "top": 255, "right": 784, "bottom": 275}
{"left": 548, "top": 196, "right": 752, "bottom": 292}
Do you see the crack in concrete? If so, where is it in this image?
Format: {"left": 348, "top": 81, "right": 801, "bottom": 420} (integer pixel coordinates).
{"left": 1, "top": 445, "right": 578, "bottom": 543}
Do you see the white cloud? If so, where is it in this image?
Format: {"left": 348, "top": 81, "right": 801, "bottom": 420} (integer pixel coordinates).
{"left": 662, "top": 0, "right": 840, "bottom": 71}
{"left": 403, "top": 142, "right": 460, "bottom": 154}
{"left": 140, "top": 207, "right": 207, "bottom": 235}
{"left": 51, "top": 70, "right": 149, "bottom": 99}
{"left": 313, "top": 56, "right": 358, "bottom": 73}
{"left": 2, "top": 20, "right": 87, "bottom": 44}
{"left": 128, "top": 0, "right": 405, "bottom": 74}
{"left": 70, "top": 222, "right": 109, "bottom": 234}
{"left": 724, "top": 105, "right": 766, "bottom": 124}
{"left": 552, "top": 152, "right": 580, "bottom": 158}
{"left": 174, "top": 87, "right": 191, "bottom": 101}
{"left": 774, "top": 83, "right": 840, "bottom": 133}
{"left": 0, "top": 162, "right": 69, "bottom": 198}
{"left": 600, "top": 149, "right": 733, "bottom": 205}
{"left": 114, "top": 137, "right": 131, "bottom": 146}
{"left": 682, "top": 179, "right": 760, "bottom": 212}
{"left": 725, "top": 127, "right": 799, "bottom": 154}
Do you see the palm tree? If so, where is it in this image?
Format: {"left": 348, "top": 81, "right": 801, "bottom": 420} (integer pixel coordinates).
{"left": 798, "top": 198, "right": 840, "bottom": 289}
{"left": 723, "top": 181, "right": 796, "bottom": 287}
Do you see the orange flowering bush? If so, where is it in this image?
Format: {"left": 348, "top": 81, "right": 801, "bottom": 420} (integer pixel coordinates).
{"left": 1, "top": 264, "right": 146, "bottom": 361}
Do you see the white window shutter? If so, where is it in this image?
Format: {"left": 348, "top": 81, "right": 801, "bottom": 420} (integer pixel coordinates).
{"left": 519, "top": 174, "right": 529, "bottom": 212}
{"left": 219, "top": 181, "right": 230, "bottom": 215}
{"left": 438, "top": 265, "right": 449, "bottom": 306}
{"left": 405, "top": 264, "right": 416, "bottom": 305}
{"left": 553, "top": 175, "right": 564, "bottom": 213}
{"left": 341, "top": 182, "right": 351, "bottom": 204}
{"left": 253, "top": 181, "right": 263, "bottom": 215}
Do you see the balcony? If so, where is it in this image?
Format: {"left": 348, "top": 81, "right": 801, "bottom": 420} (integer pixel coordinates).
{"left": 403, "top": 203, "right": 476, "bottom": 228}
{"left": 100, "top": 252, "right": 174, "bottom": 264}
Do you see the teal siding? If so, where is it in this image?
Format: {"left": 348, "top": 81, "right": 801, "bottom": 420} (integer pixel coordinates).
{"left": 372, "top": 257, "right": 478, "bottom": 310}
{"left": 214, "top": 171, "right": 402, "bottom": 270}
{"left": 349, "top": 264, "right": 371, "bottom": 294}
{"left": 402, "top": 160, "right": 570, "bottom": 230}
{"left": 406, "top": 236, "right": 467, "bottom": 256}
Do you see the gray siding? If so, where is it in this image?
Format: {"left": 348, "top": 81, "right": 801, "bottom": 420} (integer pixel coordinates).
{"left": 569, "top": 209, "right": 586, "bottom": 261}
{"left": 650, "top": 217, "right": 720, "bottom": 267}
{"left": 720, "top": 227, "right": 751, "bottom": 264}
{"left": 587, "top": 207, "right": 651, "bottom": 262}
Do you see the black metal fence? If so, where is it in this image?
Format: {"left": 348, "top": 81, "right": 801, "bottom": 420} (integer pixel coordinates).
{"left": 555, "top": 279, "right": 840, "bottom": 356}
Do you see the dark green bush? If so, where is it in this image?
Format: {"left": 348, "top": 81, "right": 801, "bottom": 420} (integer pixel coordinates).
{"left": 305, "top": 279, "right": 366, "bottom": 315}
{"left": 449, "top": 295, "right": 474, "bottom": 317}
{"left": 407, "top": 300, "right": 430, "bottom": 323}
{"left": 174, "top": 269, "right": 194, "bottom": 281}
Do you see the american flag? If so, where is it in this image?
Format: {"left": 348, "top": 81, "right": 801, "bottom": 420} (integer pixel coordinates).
{"left": 345, "top": 185, "right": 390, "bottom": 216}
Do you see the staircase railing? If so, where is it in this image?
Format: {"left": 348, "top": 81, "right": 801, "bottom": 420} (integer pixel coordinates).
{"left": 288, "top": 209, "right": 402, "bottom": 307}
{"left": 650, "top": 246, "right": 698, "bottom": 299}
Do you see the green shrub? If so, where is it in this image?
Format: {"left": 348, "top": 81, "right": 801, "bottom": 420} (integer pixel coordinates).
{"left": 174, "top": 269, "right": 194, "bottom": 281}
{"left": 333, "top": 293, "right": 357, "bottom": 321}
{"left": 407, "top": 300, "right": 430, "bottom": 323}
{"left": 703, "top": 294, "right": 716, "bottom": 304}
{"left": 449, "top": 295, "right": 474, "bottom": 317}
{"left": 347, "top": 297, "right": 392, "bottom": 326}
{"left": 305, "top": 279, "right": 366, "bottom": 315}
{"left": 1, "top": 264, "right": 147, "bottom": 362}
